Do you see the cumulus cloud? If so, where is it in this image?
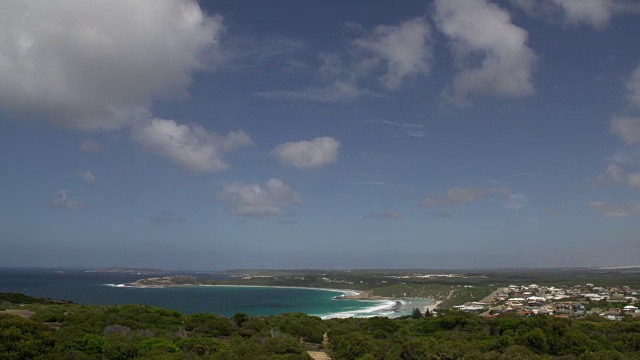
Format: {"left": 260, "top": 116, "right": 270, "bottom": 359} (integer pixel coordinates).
{"left": 256, "top": 17, "right": 433, "bottom": 102}
{"left": 0, "top": 0, "right": 223, "bottom": 131}
{"left": 76, "top": 170, "right": 96, "bottom": 185}
{"left": 551, "top": 0, "right": 612, "bottom": 28}
{"left": 598, "top": 163, "right": 625, "bottom": 183}
{"left": 48, "top": 190, "right": 88, "bottom": 210}
{"left": 218, "top": 178, "right": 301, "bottom": 218}
{"left": 132, "top": 118, "right": 252, "bottom": 172}
{"left": 350, "top": 17, "right": 433, "bottom": 90}
{"left": 272, "top": 137, "right": 340, "bottom": 169}
{"left": 152, "top": 211, "right": 186, "bottom": 224}
{"left": 423, "top": 186, "right": 513, "bottom": 207}
{"left": 611, "top": 117, "right": 640, "bottom": 144}
{"left": 512, "top": 0, "right": 640, "bottom": 28}
{"left": 79, "top": 139, "right": 104, "bottom": 153}
{"left": 434, "top": 0, "right": 537, "bottom": 104}
{"left": 596, "top": 163, "right": 640, "bottom": 188}
{"left": 589, "top": 201, "right": 640, "bottom": 217}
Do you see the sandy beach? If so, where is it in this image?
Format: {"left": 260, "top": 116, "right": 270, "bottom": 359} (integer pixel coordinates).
{"left": 423, "top": 300, "right": 443, "bottom": 312}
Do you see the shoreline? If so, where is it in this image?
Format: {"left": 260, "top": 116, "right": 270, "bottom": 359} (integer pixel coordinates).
{"left": 109, "top": 283, "right": 439, "bottom": 304}
{"left": 423, "top": 300, "right": 443, "bottom": 312}
{"left": 108, "top": 282, "right": 439, "bottom": 303}
{"left": 107, "top": 283, "right": 363, "bottom": 297}
{"left": 105, "top": 283, "right": 439, "bottom": 318}
{"left": 205, "top": 284, "right": 361, "bottom": 296}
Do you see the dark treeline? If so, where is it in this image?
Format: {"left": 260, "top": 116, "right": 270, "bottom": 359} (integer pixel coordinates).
{"left": 1, "top": 295, "right": 640, "bottom": 359}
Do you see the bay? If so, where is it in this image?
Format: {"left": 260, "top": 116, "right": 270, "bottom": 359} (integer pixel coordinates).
{"left": 0, "top": 268, "right": 410, "bottom": 318}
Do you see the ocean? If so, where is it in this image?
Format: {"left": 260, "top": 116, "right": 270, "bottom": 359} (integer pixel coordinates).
{"left": 0, "top": 268, "right": 432, "bottom": 318}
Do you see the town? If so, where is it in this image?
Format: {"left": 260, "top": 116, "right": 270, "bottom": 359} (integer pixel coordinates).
{"left": 453, "top": 283, "right": 640, "bottom": 321}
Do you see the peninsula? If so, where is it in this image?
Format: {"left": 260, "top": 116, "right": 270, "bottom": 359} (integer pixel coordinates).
{"left": 124, "top": 267, "right": 640, "bottom": 309}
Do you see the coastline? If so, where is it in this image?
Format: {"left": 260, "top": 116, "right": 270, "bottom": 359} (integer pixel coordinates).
{"left": 105, "top": 283, "right": 438, "bottom": 318}
{"left": 202, "top": 284, "right": 363, "bottom": 297}
{"left": 424, "top": 300, "right": 443, "bottom": 312}
{"left": 107, "top": 283, "right": 362, "bottom": 297}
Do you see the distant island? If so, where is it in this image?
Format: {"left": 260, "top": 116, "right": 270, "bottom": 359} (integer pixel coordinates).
{"left": 85, "top": 267, "right": 169, "bottom": 274}
{"left": 128, "top": 275, "right": 204, "bottom": 287}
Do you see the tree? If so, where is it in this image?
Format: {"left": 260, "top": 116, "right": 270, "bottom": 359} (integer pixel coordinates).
{"left": 184, "top": 313, "right": 235, "bottom": 337}
{"left": 176, "top": 337, "right": 231, "bottom": 357}
{"left": 412, "top": 308, "right": 422, "bottom": 319}
{"left": 233, "top": 312, "right": 249, "bottom": 327}
{"left": 137, "top": 337, "right": 180, "bottom": 355}
{"left": 0, "top": 314, "right": 55, "bottom": 359}
{"left": 331, "top": 333, "right": 374, "bottom": 360}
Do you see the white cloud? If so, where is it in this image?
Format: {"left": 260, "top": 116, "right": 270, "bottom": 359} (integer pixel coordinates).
{"left": 609, "top": 150, "right": 640, "bottom": 167}
{"left": 255, "top": 52, "right": 374, "bottom": 103}
{"left": 628, "top": 173, "right": 640, "bottom": 187}
{"left": 364, "top": 119, "right": 427, "bottom": 138}
{"left": 597, "top": 163, "right": 640, "bottom": 188}
{"left": 599, "top": 163, "right": 625, "bottom": 183}
{"left": 424, "top": 186, "right": 513, "bottom": 207}
{"left": 502, "top": 193, "right": 529, "bottom": 210}
{"left": 589, "top": 201, "right": 640, "bottom": 217}
{"left": 551, "top": 0, "right": 612, "bottom": 28}
{"left": 611, "top": 117, "right": 640, "bottom": 144}
{"left": 403, "top": 129, "right": 427, "bottom": 138}
{"left": 511, "top": 0, "right": 616, "bottom": 28}
{"left": 49, "top": 190, "right": 88, "bottom": 210}
{"left": 628, "top": 63, "right": 640, "bottom": 108}
{"left": 513, "top": 0, "right": 640, "bottom": 28}
{"left": 76, "top": 170, "right": 96, "bottom": 185}
{"left": 272, "top": 137, "right": 340, "bottom": 169}
{"left": 0, "top": 0, "right": 223, "bottom": 131}
{"left": 79, "top": 139, "right": 103, "bottom": 153}
{"left": 255, "top": 80, "right": 372, "bottom": 103}
{"left": 351, "top": 17, "right": 433, "bottom": 90}
{"left": 219, "top": 178, "right": 301, "bottom": 218}
{"left": 256, "top": 17, "right": 433, "bottom": 102}
{"left": 434, "top": 0, "right": 537, "bottom": 104}
{"left": 131, "top": 118, "right": 252, "bottom": 172}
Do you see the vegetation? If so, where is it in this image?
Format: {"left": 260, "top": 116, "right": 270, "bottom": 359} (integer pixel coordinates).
{"left": 130, "top": 268, "right": 640, "bottom": 308}
{"left": 2, "top": 292, "right": 640, "bottom": 359}
{"left": 0, "top": 292, "right": 74, "bottom": 306}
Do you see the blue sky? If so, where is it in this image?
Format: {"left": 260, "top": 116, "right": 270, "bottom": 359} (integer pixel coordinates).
{"left": 1, "top": 0, "right": 640, "bottom": 270}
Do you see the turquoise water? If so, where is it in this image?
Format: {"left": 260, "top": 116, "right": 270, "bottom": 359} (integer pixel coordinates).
{"left": 0, "top": 268, "right": 421, "bottom": 318}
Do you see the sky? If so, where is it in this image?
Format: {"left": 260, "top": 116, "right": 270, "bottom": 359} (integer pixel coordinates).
{"left": 1, "top": 0, "right": 640, "bottom": 270}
